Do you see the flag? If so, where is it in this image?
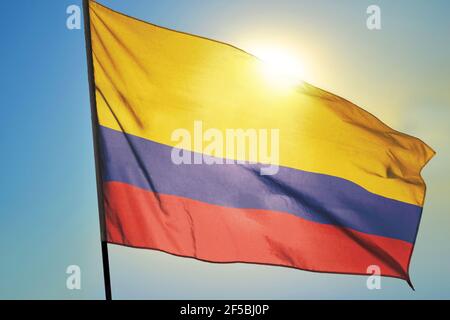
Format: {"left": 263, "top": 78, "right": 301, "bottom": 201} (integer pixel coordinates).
{"left": 88, "top": 1, "right": 434, "bottom": 284}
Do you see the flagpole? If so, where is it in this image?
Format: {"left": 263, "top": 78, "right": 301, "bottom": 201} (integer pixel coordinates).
{"left": 83, "top": 0, "right": 112, "bottom": 301}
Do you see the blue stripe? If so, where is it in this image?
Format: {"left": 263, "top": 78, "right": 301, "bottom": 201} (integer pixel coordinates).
{"left": 99, "top": 126, "right": 422, "bottom": 243}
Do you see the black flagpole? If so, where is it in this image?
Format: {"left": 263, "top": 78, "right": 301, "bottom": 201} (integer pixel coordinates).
{"left": 83, "top": 0, "right": 112, "bottom": 300}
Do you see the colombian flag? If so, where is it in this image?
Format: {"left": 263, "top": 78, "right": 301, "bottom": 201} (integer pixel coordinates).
{"left": 88, "top": 1, "right": 434, "bottom": 284}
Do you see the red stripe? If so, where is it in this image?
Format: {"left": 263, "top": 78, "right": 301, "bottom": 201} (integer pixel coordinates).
{"left": 104, "top": 181, "right": 412, "bottom": 279}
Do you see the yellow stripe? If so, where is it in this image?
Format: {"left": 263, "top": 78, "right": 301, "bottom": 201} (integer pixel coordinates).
{"left": 89, "top": 1, "right": 434, "bottom": 205}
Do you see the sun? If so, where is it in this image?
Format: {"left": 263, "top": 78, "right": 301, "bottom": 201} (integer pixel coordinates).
{"left": 250, "top": 45, "right": 306, "bottom": 87}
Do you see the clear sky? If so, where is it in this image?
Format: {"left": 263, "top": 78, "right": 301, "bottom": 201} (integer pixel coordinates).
{"left": 0, "top": 0, "right": 449, "bottom": 299}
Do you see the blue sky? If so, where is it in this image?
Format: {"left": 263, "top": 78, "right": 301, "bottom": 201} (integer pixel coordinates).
{"left": 0, "top": 0, "right": 449, "bottom": 299}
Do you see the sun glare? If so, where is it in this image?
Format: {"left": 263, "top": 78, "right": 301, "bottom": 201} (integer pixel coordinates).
{"left": 251, "top": 46, "right": 306, "bottom": 88}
